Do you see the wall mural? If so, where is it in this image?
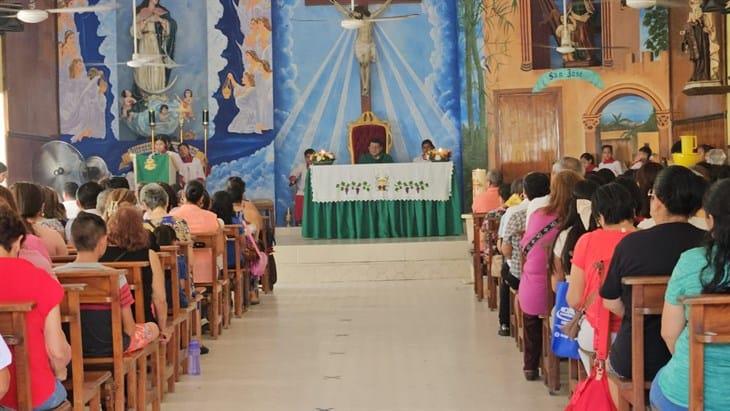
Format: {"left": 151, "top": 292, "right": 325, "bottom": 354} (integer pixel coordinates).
{"left": 54, "top": 0, "right": 462, "bottom": 223}
{"left": 55, "top": 0, "right": 275, "bottom": 201}
{"left": 273, "top": 0, "right": 462, "bottom": 223}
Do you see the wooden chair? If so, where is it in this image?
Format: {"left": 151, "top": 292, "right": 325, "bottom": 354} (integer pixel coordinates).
{"left": 56, "top": 269, "right": 161, "bottom": 411}
{"left": 60, "top": 284, "right": 113, "bottom": 411}
{"left": 681, "top": 293, "right": 730, "bottom": 410}
{"left": 471, "top": 213, "right": 486, "bottom": 301}
{"left": 609, "top": 276, "right": 669, "bottom": 411}
{"left": 347, "top": 111, "right": 393, "bottom": 164}
{"left": 512, "top": 289, "right": 525, "bottom": 352}
{"left": 482, "top": 216, "right": 501, "bottom": 311}
{"left": 191, "top": 231, "right": 228, "bottom": 339}
{"left": 568, "top": 357, "right": 588, "bottom": 394}
{"left": 0, "top": 302, "right": 56, "bottom": 411}
{"left": 224, "top": 225, "right": 246, "bottom": 317}
{"left": 541, "top": 273, "right": 560, "bottom": 395}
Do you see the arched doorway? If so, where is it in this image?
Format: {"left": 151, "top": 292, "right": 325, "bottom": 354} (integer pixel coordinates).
{"left": 582, "top": 84, "right": 671, "bottom": 158}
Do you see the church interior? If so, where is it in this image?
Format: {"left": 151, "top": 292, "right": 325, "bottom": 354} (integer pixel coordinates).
{"left": 0, "top": 0, "right": 730, "bottom": 410}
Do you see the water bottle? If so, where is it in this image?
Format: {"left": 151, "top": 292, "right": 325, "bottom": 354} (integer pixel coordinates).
{"left": 188, "top": 339, "right": 201, "bottom": 375}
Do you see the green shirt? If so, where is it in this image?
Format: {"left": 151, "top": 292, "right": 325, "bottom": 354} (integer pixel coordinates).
{"left": 659, "top": 247, "right": 730, "bottom": 409}
{"left": 358, "top": 152, "right": 394, "bottom": 164}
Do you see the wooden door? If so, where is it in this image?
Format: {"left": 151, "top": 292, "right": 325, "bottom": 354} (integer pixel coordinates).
{"left": 495, "top": 89, "right": 562, "bottom": 182}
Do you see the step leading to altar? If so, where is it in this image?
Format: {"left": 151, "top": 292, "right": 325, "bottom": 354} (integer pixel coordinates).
{"left": 274, "top": 228, "right": 471, "bottom": 284}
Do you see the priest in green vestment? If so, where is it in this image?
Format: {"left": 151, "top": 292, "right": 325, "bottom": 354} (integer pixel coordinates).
{"left": 358, "top": 139, "right": 394, "bottom": 164}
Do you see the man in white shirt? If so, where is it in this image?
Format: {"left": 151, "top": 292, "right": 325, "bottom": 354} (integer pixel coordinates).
{"left": 412, "top": 139, "right": 435, "bottom": 163}
{"left": 0, "top": 335, "right": 10, "bottom": 398}
{"left": 62, "top": 182, "right": 81, "bottom": 219}
{"left": 525, "top": 157, "right": 583, "bottom": 228}
{"left": 65, "top": 182, "right": 104, "bottom": 244}
{"left": 289, "top": 148, "right": 315, "bottom": 226}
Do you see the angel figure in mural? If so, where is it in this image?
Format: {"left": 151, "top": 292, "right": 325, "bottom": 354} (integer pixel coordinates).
{"left": 681, "top": 0, "right": 721, "bottom": 84}
{"left": 176, "top": 89, "right": 194, "bottom": 121}
{"left": 225, "top": 72, "right": 260, "bottom": 134}
{"left": 133, "top": 0, "right": 178, "bottom": 94}
{"left": 328, "top": 0, "right": 394, "bottom": 96}
{"left": 58, "top": 30, "right": 80, "bottom": 67}
{"left": 60, "top": 60, "right": 108, "bottom": 142}
{"left": 236, "top": 0, "right": 271, "bottom": 39}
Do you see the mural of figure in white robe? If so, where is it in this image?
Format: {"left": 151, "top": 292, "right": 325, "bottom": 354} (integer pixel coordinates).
{"left": 133, "top": 0, "right": 177, "bottom": 94}
{"left": 227, "top": 72, "right": 259, "bottom": 134}
{"left": 60, "top": 59, "right": 108, "bottom": 142}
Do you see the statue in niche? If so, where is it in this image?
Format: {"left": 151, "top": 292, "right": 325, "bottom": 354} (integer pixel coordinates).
{"left": 567, "top": 0, "right": 595, "bottom": 63}
{"left": 133, "top": 0, "right": 178, "bottom": 94}
{"left": 681, "top": 0, "right": 721, "bottom": 84}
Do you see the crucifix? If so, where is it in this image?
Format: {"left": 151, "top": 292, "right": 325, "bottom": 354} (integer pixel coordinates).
{"left": 305, "top": 0, "right": 420, "bottom": 113}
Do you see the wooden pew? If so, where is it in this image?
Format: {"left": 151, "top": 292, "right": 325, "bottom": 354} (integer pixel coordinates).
{"left": 609, "top": 276, "right": 669, "bottom": 411}
{"left": 253, "top": 199, "right": 275, "bottom": 294}
{"left": 0, "top": 302, "right": 45, "bottom": 411}
{"left": 482, "top": 216, "right": 501, "bottom": 311}
{"left": 158, "top": 245, "right": 190, "bottom": 383}
{"left": 191, "top": 231, "right": 228, "bottom": 339}
{"left": 224, "top": 225, "right": 246, "bottom": 317}
{"left": 60, "top": 284, "right": 112, "bottom": 411}
{"left": 56, "top": 269, "right": 161, "bottom": 411}
{"left": 682, "top": 294, "right": 730, "bottom": 410}
{"left": 471, "top": 213, "right": 486, "bottom": 301}
{"left": 541, "top": 272, "right": 560, "bottom": 395}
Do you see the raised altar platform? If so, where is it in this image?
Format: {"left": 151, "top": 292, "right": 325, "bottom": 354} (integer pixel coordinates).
{"left": 274, "top": 227, "right": 471, "bottom": 284}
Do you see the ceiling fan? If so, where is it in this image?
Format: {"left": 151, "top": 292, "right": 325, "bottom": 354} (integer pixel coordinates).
{"left": 293, "top": 0, "right": 420, "bottom": 30}
{"left": 0, "top": 0, "right": 117, "bottom": 24}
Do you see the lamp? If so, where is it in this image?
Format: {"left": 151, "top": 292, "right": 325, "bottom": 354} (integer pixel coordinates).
{"left": 624, "top": 0, "right": 657, "bottom": 8}
{"left": 17, "top": 9, "right": 48, "bottom": 23}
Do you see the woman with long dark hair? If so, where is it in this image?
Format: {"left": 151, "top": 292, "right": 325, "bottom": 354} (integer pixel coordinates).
{"left": 650, "top": 179, "right": 730, "bottom": 410}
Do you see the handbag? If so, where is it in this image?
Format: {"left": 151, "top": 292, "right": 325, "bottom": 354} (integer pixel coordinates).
{"left": 561, "top": 260, "right": 605, "bottom": 339}
{"left": 565, "top": 279, "right": 616, "bottom": 411}
{"left": 241, "top": 220, "right": 267, "bottom": 279}
{"left": 551, "top": 281, "right": 580, "bottom": 360}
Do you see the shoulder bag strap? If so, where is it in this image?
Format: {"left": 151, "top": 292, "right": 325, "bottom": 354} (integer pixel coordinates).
{"left": 521, "top": 219, "right": 558, "bottom": 258}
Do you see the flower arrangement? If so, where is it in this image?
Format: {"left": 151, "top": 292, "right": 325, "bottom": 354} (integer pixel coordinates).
{"left": 427, "top": 148, "right": 452, "bottom": 162}
{"left": 312, "top": 150, "right": 336, "bottom": 165}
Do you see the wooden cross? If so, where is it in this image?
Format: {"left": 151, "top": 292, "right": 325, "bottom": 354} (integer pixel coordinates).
{"left": 305, "top": 0, "right": 420, "bottom": 113}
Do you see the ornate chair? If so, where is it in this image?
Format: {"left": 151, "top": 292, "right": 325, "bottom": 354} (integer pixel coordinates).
{"left": 348, "top": 111, "right": 393, "bottom": 164}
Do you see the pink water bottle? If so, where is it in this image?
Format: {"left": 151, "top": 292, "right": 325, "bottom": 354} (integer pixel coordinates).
{"left": 188, "top": 339, "right": 201, "bottom": 375}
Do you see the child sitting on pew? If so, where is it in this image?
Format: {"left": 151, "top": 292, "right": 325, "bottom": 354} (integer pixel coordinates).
{"left": 54, "top": 213, "right": 159, "bottom": 357}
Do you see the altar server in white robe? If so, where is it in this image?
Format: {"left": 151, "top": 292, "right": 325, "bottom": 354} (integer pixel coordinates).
{"left": 413, "top": 139, "right": 435, "bottom": 162}
{"left": 177, "top": 143, "right": 206, "bottom": 183}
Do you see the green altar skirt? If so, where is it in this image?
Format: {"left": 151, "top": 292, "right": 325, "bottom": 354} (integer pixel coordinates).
{"left": 302, "top": 174, "right": 463, "bottom": 239}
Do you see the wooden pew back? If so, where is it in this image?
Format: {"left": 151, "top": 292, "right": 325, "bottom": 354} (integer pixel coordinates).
{"left": 471, "top": 213, "right": 486, "bottom": 301}
{"left": 682, "top": 294, "right": 730, "bottom": 410}
{"left": 0, "top": 302, "right": 35, "bottom": 411}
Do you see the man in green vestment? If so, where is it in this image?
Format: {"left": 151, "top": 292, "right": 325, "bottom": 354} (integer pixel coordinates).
{"left": 358, "top": 139, "right": 394, "bottom": 164}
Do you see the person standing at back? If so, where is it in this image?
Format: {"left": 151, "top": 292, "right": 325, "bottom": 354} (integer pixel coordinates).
{"left": 62, "top": 182, "right": 80, "bottom": 219}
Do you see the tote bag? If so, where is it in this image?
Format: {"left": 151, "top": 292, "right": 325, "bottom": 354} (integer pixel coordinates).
{"left": 551, "top": 281, "right": 580, "bottom": 360}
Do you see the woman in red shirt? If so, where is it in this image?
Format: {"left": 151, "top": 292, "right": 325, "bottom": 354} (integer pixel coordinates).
{"left": 0, "top": 206, "right": 71, "bottom": 410}
{"left": 567, "top": 183, "right": 637, "bottom": 373}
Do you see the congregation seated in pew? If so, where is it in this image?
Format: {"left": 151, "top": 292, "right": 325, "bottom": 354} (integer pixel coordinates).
{"left": 600, "top": 166, "right": 707, "bottom": 392}
{"left": 472, "top": 169, "right": 502, "bottom": 214}
{"left": 0, "top": 206, "right": 71, "bottom": 410}
{"left": 650, "top": 178, "right": 730, "bottom": 411}
{"left": 170, "top": 180, "right": 221, "bottom": 234}
{"left": 64, "top": 182, "right": 104, "bottom": 245}
{"left": 55, "top": 213, "right": 159, "bottom": 357}
{"left": 0, "top": 186, "right": 54, "bottom": 275}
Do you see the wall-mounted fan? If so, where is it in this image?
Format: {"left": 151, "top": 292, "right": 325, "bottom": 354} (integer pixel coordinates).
{"left": 0, "top": 0, "right": 117, "bottom": 24}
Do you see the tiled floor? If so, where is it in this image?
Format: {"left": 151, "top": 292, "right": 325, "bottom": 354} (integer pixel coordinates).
{"left": 163, "top": 279, "right": 567, "bottom": 411}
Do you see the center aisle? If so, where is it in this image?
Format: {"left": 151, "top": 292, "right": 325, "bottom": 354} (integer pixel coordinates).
{"left": 163, "top": 279, "right": 566, "bottom": 411}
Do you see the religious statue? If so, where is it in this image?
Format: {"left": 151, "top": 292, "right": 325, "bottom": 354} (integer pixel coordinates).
{"left": 555, "top": 15, "right": 576, "bottom": 63}
{"left": 133, "top": 0, "right": 178, "bottom": 95}
{"left": 328, "top": 0, "right": 394, "bottom": 96}
{"left": 681, "top": 0, "right": 721, "bottom": 85}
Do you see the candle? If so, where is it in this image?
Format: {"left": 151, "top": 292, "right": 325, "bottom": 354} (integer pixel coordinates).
{"left": 202, "top": 109, "right": 209, "bottom": 125}
{"left": 148, "top": 110, "right": 156, "bottom": 126}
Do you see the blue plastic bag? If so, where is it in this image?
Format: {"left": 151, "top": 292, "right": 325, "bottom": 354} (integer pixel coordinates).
{"left": 551, "top": 281, "right": 580, "bottom": 359}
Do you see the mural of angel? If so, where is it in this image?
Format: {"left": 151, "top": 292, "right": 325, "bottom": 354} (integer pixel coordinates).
{"left": 226, "top": 72, "right": 259, "bottom": 134}
{"left": 133, "top": 0, "right": 177, "bottom": 94}
{"left": 60, "top": 60, "right": 108, "bottom": 142}
{"left": 177, "top": 89, "right": 194, "bottom": 121}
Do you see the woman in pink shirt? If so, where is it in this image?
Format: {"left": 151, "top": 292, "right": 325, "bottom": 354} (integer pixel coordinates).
{"left": 567, "top": 183, "right": 636, "bottom": 373}
{"left": 519, "top": 170, "right": 582, "bottom": 380}
{"left": 170, "top": 180, "right": 221, "bottom": 234}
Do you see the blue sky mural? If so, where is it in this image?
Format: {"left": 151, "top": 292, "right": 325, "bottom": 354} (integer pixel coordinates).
{"left": 601, "top": 95, "right": 654, "bottom": 124}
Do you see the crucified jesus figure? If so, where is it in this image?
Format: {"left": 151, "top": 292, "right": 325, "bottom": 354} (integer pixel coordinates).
{"left": 329, "top": 0, "right": 394, "bottom": 96}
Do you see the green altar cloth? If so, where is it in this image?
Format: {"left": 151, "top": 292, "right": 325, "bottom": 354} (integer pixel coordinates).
{"left": 302, "top": 173, "right": 463, "bottom": 239}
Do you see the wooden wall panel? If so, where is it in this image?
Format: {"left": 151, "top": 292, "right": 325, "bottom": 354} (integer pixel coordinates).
{"left": 673, "top": 114, "right": 727, "bottom": 151}
{"left": 2, "top": 0, "right": 58, "bottom": 183}
{"left": 495, "top": 88, "right": 561, "bottom": 182}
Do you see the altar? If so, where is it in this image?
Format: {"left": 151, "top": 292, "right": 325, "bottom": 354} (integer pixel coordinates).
{"left": 302, "top": 162, "right": 463, "bottom": 239}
